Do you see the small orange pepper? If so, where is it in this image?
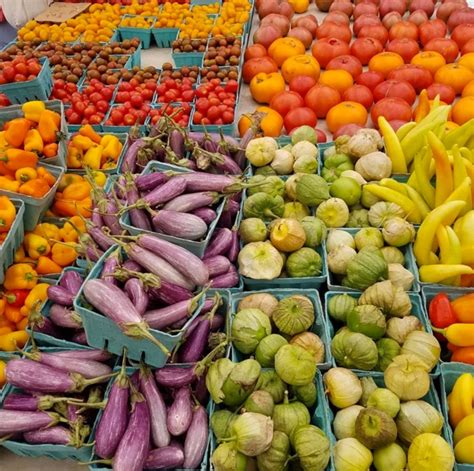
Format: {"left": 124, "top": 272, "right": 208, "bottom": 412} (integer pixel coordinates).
{"left": 51, "top": 241, "right": 78, "bottom": 267}
{"left": 58, "top": 173, "right": 83, "bottom": 192}
{"left": 0, "top": 318, "right": 14, "bottom": 329}
{"left": 14, "top": 246, "right": 26, "bottom": 263}
{"left": 4, "top": 118, "right": 31, "bottom": 148}
{"left": 0, "top": 196, "right": 16, "bottom": 233}
{"left": 35, "top": 256, "right": 62, "bottom": 275}
{"left": 0, "top": 360, "right": 6, "bottom": 386}
{"left": 0, "top": 298, "right": 5, "bottom": 317}
{"left": 68, "top": 215, "right": 86, "bottom": 234}
{"left": 19, "top": 178, "right": 50, "bottom": 198}
{"left": 16, "top": 318, "right": 28, "bottom": 330}
{"left": 38, "top": 110, "right": 60, "bottom": 143}
{"left": 0, "top": 176, "right": 19, "bottom": 193}
{"left": 62, "top": 181, "right": 91, "bottom": 201}
{"left": 21, "top": 101, "right": 46, "bottom": 123}
{"left": 15, "top": 167, "right": 37, "bottom": 183}
{"left": 0, "top": 327, "right": 13, "bottom": 336}
{"left": 5, "top": 304, "right": 23, "bottom": 323}
{"left": 33, "top": 222, "right": 60, "bottom": 242}
{"left": 79, "top": 124, "right": 102, "bottom": 144}
{"left": 2, "top": 149, "right": 38, "bottom": 171}
{"left": 0, "top": 331, "right": 29, "bottom": 351}
{"left": 24, "top": 129, "right": 44, "bottom": 153}
{"left": 43, "top": 143, "right": 58, "bottom": 159}
{"left": 36, "top": 167, "right": 56, "bottom": 186}
{"left": 4, "top": 263, "right": 37, "bottom": 290}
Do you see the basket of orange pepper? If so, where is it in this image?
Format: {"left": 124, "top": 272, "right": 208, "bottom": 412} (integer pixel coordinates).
{"left": 0, "top": 100, "right": 67, "bottom": 168}
{"left": 66, "top": 125, "right": 127, "bottom": 174}
{"left": 0, "top": 197, "right": 24, "bottom": 284}
{"left": 0, "top": 265, "right": 50, "bottom": 353}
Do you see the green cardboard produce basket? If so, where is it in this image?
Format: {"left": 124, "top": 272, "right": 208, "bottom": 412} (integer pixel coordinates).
{"left": 118, "top": 15, "right": 156, "bottom": 49}
{"left": 0, "top": 199, "right": 24, "bottom": 284}
{"left": 0, "top": 162, "right": 64, "bottom": 231}
{"left": 440, "top": 362, "right": 474, "bottom": 470}
{"left": 230, "top": 288, "right": 333, "bottom": 370}
{"left": 74, "top": 245, "right": 206, "bottom": 367}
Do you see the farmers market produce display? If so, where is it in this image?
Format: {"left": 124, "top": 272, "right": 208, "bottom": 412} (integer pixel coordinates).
{"left": 3, "top": 0, "right": 474, "bottom": 470}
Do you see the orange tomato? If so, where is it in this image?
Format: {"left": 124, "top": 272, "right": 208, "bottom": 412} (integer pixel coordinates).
{"left": 452, "top": 96, "right": 474, "bottom": 124}
{"left": 238, "top": 106, "right": 284, "bottom": 137}
{"left": 462, "top": 79, "right": 474, "bottom": 97}
{"left": 288, "top": 0, "right": 309, "bottom": 13}
{"left": 459, "top": 52, "right": 474, "bottom": 73}
{"left": 435, "top": 63, "right": 474, "bottom": 95}
{"left": 268, "top": 37, "right": 306, "bottom": 67}
{"left": 249, "top": 72, "right": 286, "bottom": 104}
{"left": 368, "top": 52, "right": 405, "bottom": 78}
{"left": 318, "top": 69, "right": 353, "bottom": 94}
{"left": 411, "top": 51, "right": 446, "bottom": 75}
{"left": 281, "top": 54, "right": 320, "bottom": 83}
{"left": 326, "top": 101, "right": 369, "bottom": 133}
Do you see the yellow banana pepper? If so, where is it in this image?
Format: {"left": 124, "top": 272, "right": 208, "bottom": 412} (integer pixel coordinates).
{"left": 379, "top": 178, "right": 408, "bottom": 195}
{"left": 446, "top": 177, "right": 472, "bottom": 215}
{"left": 436, "top": 225, "right": 462, "bottom": 285}
{"left": 24, "top": 233, "right": 51, "bottom": 259}
{"left": 396, "top": 121, "right": 416, "bottom": 142}
{"left": 4, "top": 263, "right": 37, "bottom": 290}
{"left": 378, "top": 116, "right": 407, "bottom": 173}
{"left": 428, "top": 131, "right": 454, "bottom": 207}
{"left": 83, "top": 145, "right": 103, "bottom": 170}
{"left": 403, "top": 184, "right": 430, "bottom": 220}
{"left": 460, "top": 210, "right": 474, "bottom": 246}
{"left": 414, "top": 146, "right": 435, "bottom": 209}
{"left": 21, "top": 101, "right": 46, "bottom": 123}
{"left": 443, "top": 118, "right": 474, "bottom": 150}
{"left": 414, "top": 200, "right": 466, "bottom": 265}
{"left": 419, "top": 264, "right": 473, "bottom": 284}
{"left": 449, "top": 374, "right": 474, "bottom": 427}
{"left": 460, "top": 147, "right": 474, "bottom": 163}
{"left": 363, "top": 184, "right": 421, "bottom": 223}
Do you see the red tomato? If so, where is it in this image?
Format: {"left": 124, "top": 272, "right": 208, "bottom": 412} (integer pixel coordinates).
{"left": 354, "top": 14, "right": 382, "bottom": 36}
{"left": 3, "top": 66, "right": 15, "bottom": 82}
{"left": 284, "top": 107, "right": 318, "bottom": 132}
{"left": 419, "top": 19, "right": 447, "bottom": 46}
{"left": 342, "top": 84, "right": 374, "bottom": 109}
{"left": 243, "top": 56, "right": 278, "bottom": 83}
{"left": 270, "top": 90, "right": 305, "bottom": 117}
{"left": 426, "top": 82, "right": 456, "bottom": 104}
{"left": 289, "top": 75, "right": 318, "bottom": 97}
{"left": 358, "top": 25, "right": 389, "bottom": 46}
{"left": 373, "top": 79, "right": 417, "bottom": 105}
{"left": 388, "top": 64, "right": 434, "bottom": 92}
{"left": 245, "top": 44, "right": 268, "bottom": 61}
{"left": 317, "top": 21, "right": 352, "bottom": 42}
{"left": 304, "top": 84, "right": 342, "bottom": 118}
{"left": 424, "top": 38, "right": 459, "bottom": 63}
{"left": 311, "top": 37, "right": 351, "bottom": 68}
{"left": 355, "top": 70, "right": 385, "bottom": 90}
{"left": 386, "top": 38, "right": 420, "bottom": 63}
{"left": 327, "top": 55, "right": 363, "bottom": 78}
{"left": 350, "top": 37, "right": 384, "bottom": 65}
{"left": 371, "top": 97, "right": 413, "bottom": 127}
{"left": 389, "top": 21, "right": 419, "bottom": 41}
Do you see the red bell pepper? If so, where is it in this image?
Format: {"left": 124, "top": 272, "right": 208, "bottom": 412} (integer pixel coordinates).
{"left": 429, "top": 293, "right": 458, "bottom": 341}
{"left": 5, "top": 289, "right": 30, "bottom": 308}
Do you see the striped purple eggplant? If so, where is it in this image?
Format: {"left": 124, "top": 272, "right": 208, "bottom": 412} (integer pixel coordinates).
{"left": 24, "top": 350, "right": 112, "bottom": 379}
{"left": 203, "top": 255, "right": 231, "bottom": 278}
{"left": 227, "top": 228, "right": 239, "bottom": 263}
{"left": 100, "top": 197, "right": 122, "bottom": 235}
{"left": 72, "top": 330, "right": 88, "bottom": 345}
{"left": 124, "top": 278, "right": 148, "bottom": 316}
{"left": 113, "top": 392, "right": 150, "bottom": 471}
{"left": 169, "top": 129, "right": 185, "bottom": 157}
{"left": 100, "top": 249, "right": 120, "bottom": 286}
{"left": 83, "top": 279, "right": 170, "bottom": 355}
{"left": 88, "top": 226, "right": 116, "bottom": 251}
{"left": 204, "top": 228, "right": 233, "bottom": 258}
{"left": 154, "top": 366, "right": 195, "bottom": 388}
{"left": 143, "top": 176, "right": 187, "bottom": 207}
{"left": 136, "top": 172, "right": 169, "bottom": 192}
{"left": 163, "top": 191, "right": 219, "bottom": 213}
{"left": 234, "top": 127, "right": 254, "bottom": 169}
{"left": 183, "top": 405, "right": 209, "bottom": 468}
{"left": 95, "top": 359, "right": 130, "bottom": 459}
{"left": 91, "top": 208, "right": 104, "bottom": 228}
{"left": 52, "top": 350, "right": 112, "bottom": 362}
{"left": 152, "top": 210, "right": 207, "bottom": 241}
{"left": 49, "top": 304, "right": 83, "bottom": 329}
{"left": 136, "top": 234, "right": 209, "bottom": 287}
{"left": 144, "top": 445, "right": 184, "bottom": 469}
{"left": 59, "top": 271, "right": 84, "bottom": 295}
{"left": 47, "top": 286, "right": 74, "bottom": 307}
{"left": 125, "top": 174, "right": 152, "bottom": 231}
{"left": 192, "top": 207, "right": 217, "bottom": 224}
{"left": 121, "top": 138, "right": 144, "bottom": 173}
{"left": 143, "top": 291, "right": 206, "bottom": 330}
{"left": 148, "top": 282, "right": 193, "bottom": 305}
{"left": 214, "top": 153, "right": 243, "bottom": 175}
{"left": 85, "top": 244, "right": 104, "bottom": 262}
{"left": 140, "top": 367, "right": 170, "bottom": 448}
{"left": 34, "top": 317, "right": 62, "bottom": 337}
{"left": 179, "top": 172, "right": 241, "bottom": 193}
{"left": 210, "top": 265, "right": 239, "bottom": 288}
{"left": 24, "top": 426, "right": 75, "bottom": 446}
{"left": 0, "top": 410, "right": 62, "bottom": 435}
{"left": 167, "top": 386, "right": 193, "bottom": 436}
{"left": 122, "top": 259, "right": 143, "bottom": 272}
{"left": 3, "top": 393, "right": 73, "bottom": 412}
{"left": 127, "top": 244, "right": 195, "bottom": 290}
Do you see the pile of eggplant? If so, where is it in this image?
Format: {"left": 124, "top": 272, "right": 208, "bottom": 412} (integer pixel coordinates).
{"left": 91, "top": 358, "right": 209, "bottom": 470}
{"left": 33, "top": 270, "right": 87, "bottom": 346}
{"left": 1, "top": 348, "right": 112, "bottom": 448}
{"left": 123, "top": 120, "right": 252, "bottom": 175}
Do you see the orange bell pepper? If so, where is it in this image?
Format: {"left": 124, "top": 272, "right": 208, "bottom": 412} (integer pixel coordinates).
{"left": 15, "top": 167, "right": 37, "bottom": 183}
{"left": 451, "top": 293, "right": 474, "bottom": 323}
{"left": 4, "top": 118, "right": 31, "bottom": 148}
{"left": 35, "top": 255, "right": 62, "bottom": 275}
{"left": 0, "top": 176, "right": 19, "bottom": 193}
{"left": 0, "top": 327, "right": 13, "bottom": 336}
{"left": 0, "top": 318, "right": 15, "bottom": 329}
{"left": 51, "top": 241, "right": 78, "bottom": 267}
{"left": 24, "top": 129, "right": 44, "bottom": 154}
{"left": 43, "top": 143, "right": 58, "bottom": 158}
{"left": 72, "top": 135, "right": 95, "bottom": 151}
{"left": 38, "top": 110, "right": 60, "bottom": 143}
{"left": 19, "top": 178, "right": 50, "bottom": 198}
{"left": 21, "top": 101, "right": 46, "bottom": 123}
{"left": 4, "top": 263, "right": 37, "bottom": 290}
{"left": 62, "top": 181, "right": 92, "bottom": 201}
{"left": 37, "top": 167, "right": 56, "bottom": 186}
{"left": 5, "top": 304, "right": 23, "bottom": 323}
{"left": 68, "top": 215, "right": 86, "bottom": 234}
{"left": 0, "top": 196, "right": 16, "bottom": 233}
{"left": 79, "top": 124, "right": 102, "bottom": 144}
{"left": 58, "top": 174, "right": 84, "bottom": 192}
{"left": 0, "top": 298, "right": 5, "bottom": 317}
{"left": 1, "top": 149, "right": 38, "bottom": 171}
{"left": 0, "top": 331, "right": 29, "bottom": 351}
{"left": 14, "top": 246, "right": 26, "bottom": 263}
{"left": 33, "top": 222, "right": 60, "bottom": 242}
{"left": 16, "top": 318, "right": 28, "bottom": 330}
